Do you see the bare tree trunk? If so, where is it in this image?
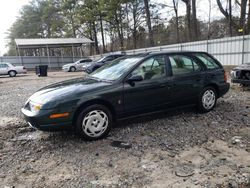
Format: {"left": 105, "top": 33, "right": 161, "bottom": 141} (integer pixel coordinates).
{"left": 239, "top": 0, "right": 247, "bottom": 31}
{"left": 207, "top": 0, "right": 211, "bottom": 39}
{"left": 144, "top": 0, "right": 154, "bottom": 46}
{"left": 70, "top": 14, "right": 76, "bottom": 38}
{"left": 125, "top": 3, "right": 130, "bottom": 49}
{"left": 173, "top": 0, "right": 180, "bottom": 43}
{"left": 187, "top": 1, "right": 192, "bottom": 41}
{"left": 115, "top": 12, "right": 124, "bottom": 50}
{"left": 191, "top": 0, "right": 198, "bottom": 40}
{"left": 92, "top": 22, "right": 100, "bottom": 54}
{"left": 182, "top": 0, "right": 192, "bottom": 41}
{"left": 132, "top": 5, "right": 137, "bottom": 48}
{"left": 216, "top": 0, "right": 238, "bottom": 35}
{"left": 229, "top": 0, "right": 233, "bottom": 36}
{"left": 88, "top": 22, "right": 93, "bottom": 56}
{"left": 247, "top": 0, "right": 250, "bottom": 34}
{"left": 99, "top": 13, "right": 106, "bottom": 53}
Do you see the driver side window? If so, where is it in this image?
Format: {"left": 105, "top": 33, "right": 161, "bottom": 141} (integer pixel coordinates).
{"left": 131, "top": 56, "right": 166, "bottom": 80}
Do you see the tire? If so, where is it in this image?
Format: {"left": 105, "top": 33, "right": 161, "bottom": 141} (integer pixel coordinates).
{"left": 197, "top": 86, "right": 217, "bottom": 113}
{"left": 8, "top": 70, "right": 17, "bottom": 77}
{"left": 75, "top": 104, "right": 113, "bottom": 141}
{"left": 69, "top": 66, "right": 76, "bottom": 72}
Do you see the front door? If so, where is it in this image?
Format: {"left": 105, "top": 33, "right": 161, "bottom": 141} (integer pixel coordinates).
{"left": 123, "top": 55, "right": 172, "bottom": 116}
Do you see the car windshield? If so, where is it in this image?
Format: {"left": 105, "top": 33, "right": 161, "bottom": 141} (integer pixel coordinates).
{"left": 89, "top": 57, "right": 143, "bottom": 81}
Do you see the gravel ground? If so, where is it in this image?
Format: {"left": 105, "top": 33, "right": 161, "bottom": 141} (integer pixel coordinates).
{"left": 0, "top": 71, "right": 250, "bottom": 188}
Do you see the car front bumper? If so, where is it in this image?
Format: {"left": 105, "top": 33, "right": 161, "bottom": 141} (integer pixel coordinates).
{"left": 21, "top": 108, "right": 72, "bottom": 131}
{"left": 62, "top": 67, "right": 70, "bottom": 72}
{"left": 231, "top": 78, "right": 250, "bottom": 85}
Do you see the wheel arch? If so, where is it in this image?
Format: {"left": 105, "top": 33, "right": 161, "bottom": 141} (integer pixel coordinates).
{"left": 72, "top": 99, "right": 116, "bottom": 126}
{"left": 204, "top": 83, "right": 219, "bottom": 96}
{"left": 8, "top": 70, "right": 17, "bottom": 74}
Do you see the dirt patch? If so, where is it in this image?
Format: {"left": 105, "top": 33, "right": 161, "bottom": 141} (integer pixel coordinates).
{"left": 0, "top": 71, "right": 249, "bottom": 187}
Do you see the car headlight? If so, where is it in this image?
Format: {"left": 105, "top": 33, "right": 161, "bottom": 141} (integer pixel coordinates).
{"left": 29, "top": 101, "right": 42, "bottom": 113}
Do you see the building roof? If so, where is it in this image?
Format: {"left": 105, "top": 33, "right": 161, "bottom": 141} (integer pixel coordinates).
{"left": 15, "top": 38, "right": 94, "bottom": 49}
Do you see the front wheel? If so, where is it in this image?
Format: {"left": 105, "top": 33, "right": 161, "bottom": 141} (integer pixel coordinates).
{"left": 197, "top": 87, "right": 217, "bottom": 113}
{"left": 75, "top": 105, "right": 113, "bottom": 141}
{"left": 69, "top": 66, "right": 76, "bottom": 72}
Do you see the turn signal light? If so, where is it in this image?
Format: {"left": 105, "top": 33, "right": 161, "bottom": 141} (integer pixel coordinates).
{"left": 49, "top": 113, "right": 69, "bottom": 119}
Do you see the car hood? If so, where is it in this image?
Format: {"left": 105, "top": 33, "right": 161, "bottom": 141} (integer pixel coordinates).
{"left": 29, "top": 77, "right": 111, "bottom": 109}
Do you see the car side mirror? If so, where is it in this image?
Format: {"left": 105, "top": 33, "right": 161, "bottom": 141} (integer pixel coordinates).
{"left": 127, "top": 75, "right": 143, "bottom": 83}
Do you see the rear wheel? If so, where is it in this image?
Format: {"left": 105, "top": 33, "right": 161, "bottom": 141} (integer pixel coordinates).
{"left": 75, "top": 104, "right": 113, "bottom": 141}
{"left": 197, "top": 87, "right": 217, "bottom": 113}
{"left": 69, "top": 66, "right": 76, "bottom": 72}
{"left": 8, "top": 70, "right": 17, "bottom": 77}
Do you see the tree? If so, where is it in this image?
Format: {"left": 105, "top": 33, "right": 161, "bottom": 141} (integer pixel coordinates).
{"left": 172, "top": 0, "right": 180, "bottom": 43}
{"left": 181, "top": 0, "right": 192, "bottom": 41}
{"left": 191, "top": 0, "right": 198, "bottom": 40}
{"left": 216, "top": 0, "right": 250, "bottom": 35}
{"left": 143, "top": 0, "right": 154, "bottom": 46}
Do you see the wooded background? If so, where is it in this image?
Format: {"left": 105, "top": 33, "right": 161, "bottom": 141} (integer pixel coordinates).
{"left": 5, "top": 0, "right": 250, "bottom": 56}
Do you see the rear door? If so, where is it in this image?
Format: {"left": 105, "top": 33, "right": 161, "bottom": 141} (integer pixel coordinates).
{"left": 123, "top": 55, "right": 173, "bottom": 116}
{"left": 167, "top": 54, "right": 205, "bottom": 106}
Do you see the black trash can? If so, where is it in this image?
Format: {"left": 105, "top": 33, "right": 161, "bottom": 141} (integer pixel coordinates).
{"left": 35, "top": 65, "right": 48, "bottom": 77}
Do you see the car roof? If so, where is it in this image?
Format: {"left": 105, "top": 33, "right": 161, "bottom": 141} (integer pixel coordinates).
{"left": 148, "top": 50, "right": 208, "bottom": 56}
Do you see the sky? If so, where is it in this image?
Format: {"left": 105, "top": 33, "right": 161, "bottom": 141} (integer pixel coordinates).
{"left": 0, "top": 0, "right": 223, "bottom": 56}
{"left": 0, "top": 0, "right": 30, "bottom": 56}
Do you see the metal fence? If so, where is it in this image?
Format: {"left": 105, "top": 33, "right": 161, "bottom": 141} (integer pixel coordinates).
{"left": 1, "top": 35, "right": 249, "bottom": 69}
{"left": 92, "top": 35, "right": 250, "bottom": 66}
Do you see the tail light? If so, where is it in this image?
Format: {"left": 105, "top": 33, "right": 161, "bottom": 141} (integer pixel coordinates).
{"left": 224, "top": 72, "right": 228, "bottom": 82}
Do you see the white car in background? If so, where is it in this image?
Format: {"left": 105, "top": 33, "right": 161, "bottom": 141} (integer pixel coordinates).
{"left": 0, "top": 62, "right": 27, "bottom": 77}
{"left": 62, "top": 58, "right": 92, "bottom": 72}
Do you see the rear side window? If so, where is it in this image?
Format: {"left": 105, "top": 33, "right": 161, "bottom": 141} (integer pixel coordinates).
{"left": 169, "top": 55, "right": 201, "bottom": 76}
{"left": 195, "top": 53, "right": 220, "bottom": 69}
{"left": 0, "top": 64, "right": 9, "bottom": 68}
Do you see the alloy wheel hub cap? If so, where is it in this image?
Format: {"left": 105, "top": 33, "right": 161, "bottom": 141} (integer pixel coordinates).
{"left": 82, "top": 110, "right": 108, "bottom": 137}
{"left": 202, "top": 90, "right": 215, "bottom": 110}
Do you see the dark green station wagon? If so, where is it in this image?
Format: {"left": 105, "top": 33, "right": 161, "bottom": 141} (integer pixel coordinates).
{"left": 22, "top": 51, "right": 229, "bottom": 140}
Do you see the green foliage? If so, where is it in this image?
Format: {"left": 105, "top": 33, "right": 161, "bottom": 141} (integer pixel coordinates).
{"left": 6, "top": 0, "right": 247, "bottom": 56}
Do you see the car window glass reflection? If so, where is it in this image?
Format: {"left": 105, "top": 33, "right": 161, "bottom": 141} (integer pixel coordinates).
{"left": 169, "top": 55, "right": 201, "bottom": 75}
{"left": 195, "top": 53, "right": 220, "bottom": 69}
{"left": 131, "top": 56, "right": 166, "bottom": 80}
